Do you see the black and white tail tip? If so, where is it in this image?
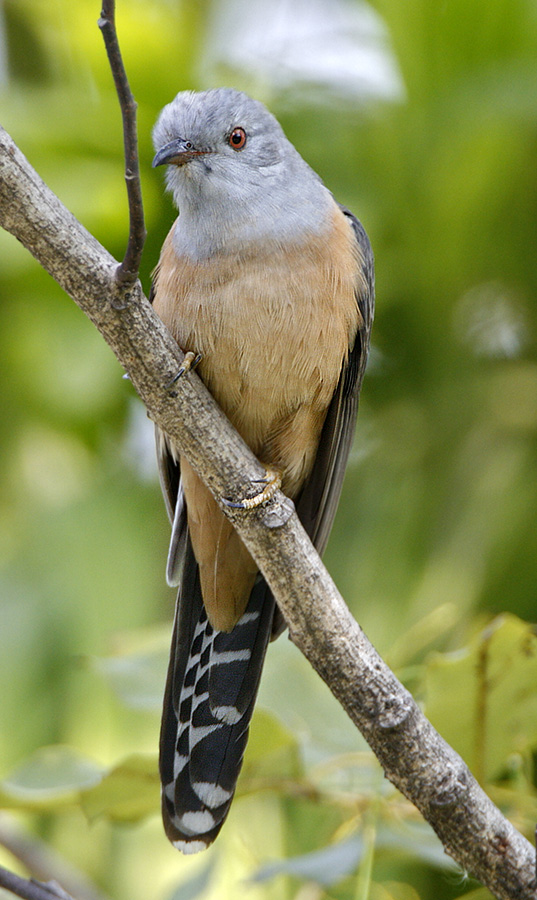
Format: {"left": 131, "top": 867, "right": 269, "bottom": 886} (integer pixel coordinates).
{"left": 160, "top": 583, "right": 274, "bottom": 853}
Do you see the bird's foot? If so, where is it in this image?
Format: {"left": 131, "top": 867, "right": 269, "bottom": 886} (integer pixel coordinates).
{"left": 166, "top": 351, "right": 202, "bottom": 387}
{"left": 222, "top": 468, "right": 282, "bottom": 510}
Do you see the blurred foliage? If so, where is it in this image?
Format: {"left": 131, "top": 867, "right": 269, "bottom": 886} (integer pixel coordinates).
{"left": 1, "top": 0, "right": 537, "bottom": 898}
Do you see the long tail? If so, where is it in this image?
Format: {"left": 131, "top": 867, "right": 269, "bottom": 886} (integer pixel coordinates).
{"left": 160, "top": 539, "right": 275, "bottom": 853}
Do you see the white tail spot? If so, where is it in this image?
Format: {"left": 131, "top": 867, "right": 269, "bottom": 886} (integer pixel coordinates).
{"left": 192, "top": 781, "right": 233, "bottom": 807}
{"left": 237, "top": 610, "right": 260, "bottom": 624}
{"left": 178, "top": 809, "right": 216, "bottom": 835}
{"left": 172, "top": 838, "right": 209, "bottom": 854}
{"left": 212, "top": 704, "right": 242, "bottom": 725}
{"left": 173, "top": 752, "right": 188, "bottom": 777}
{"left": 211, "top": 649, "right": 251, "bottom": 665}
{"left": 190, "top": 722, "right": 222, "bottom": 749}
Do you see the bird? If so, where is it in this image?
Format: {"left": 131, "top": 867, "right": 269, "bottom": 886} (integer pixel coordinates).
{"left": 150, "top": 88, "right": 374, "bottom": 854}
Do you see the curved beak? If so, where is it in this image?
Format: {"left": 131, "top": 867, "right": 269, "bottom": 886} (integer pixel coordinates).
{"left": 152, "top": 138, "right": 208, "bottom": 168}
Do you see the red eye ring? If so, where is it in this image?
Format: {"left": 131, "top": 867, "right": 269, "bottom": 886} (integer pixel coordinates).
{"left": 229, "top": 127, "right": 247, "bottom": 150}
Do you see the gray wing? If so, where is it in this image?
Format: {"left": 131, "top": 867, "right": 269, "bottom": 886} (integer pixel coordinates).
{"left": 155, "top": 427, "right": 187, "bottom": 586}
{"left": 296, "top": 205, "right": 374, "bottom": 555}
{"left": 151, "top": 267, "right": 188, "bottom": 588}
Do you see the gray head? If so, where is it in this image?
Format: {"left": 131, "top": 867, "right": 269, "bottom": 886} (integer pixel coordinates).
{"left": 152, "top": 88, "right": 332, "bottom": 259}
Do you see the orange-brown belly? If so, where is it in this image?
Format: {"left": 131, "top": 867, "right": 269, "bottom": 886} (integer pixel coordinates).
{"left": 152, "top": 202, "right": 361, "bottom": 629}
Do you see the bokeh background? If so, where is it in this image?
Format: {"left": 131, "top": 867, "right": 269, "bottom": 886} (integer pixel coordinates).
{"left": 1, "top": 1, "right": 537, "bottom": 898}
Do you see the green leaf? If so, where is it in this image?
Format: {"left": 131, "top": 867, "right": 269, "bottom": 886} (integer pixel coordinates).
{"left": 92, "top": 643, "right": 168, "bottom": 711}
{"left": 81, "top": 753, "right": 159, "bottom": 823}
{"left": 251, "top": 820, "right": 457, "bottom": 888}
{"left": 373, "top": 884, "right": 421, "bottom": 900}
{"left": 0, "top": 745, "right": 103, "bottom": 810}
{"left": 424, "top": 615, "right": 537, "bottom": 782}
{"left": 454, "top": 890, "right": 495, "bottom": 900}
{"left": 376, "top": 822, "right": 456, "bottom": 871}
{"left": 250, "top": 836, "right": 363, "bottom": 886}
{"left": 238, "top": 708, "right": 302, "bottom": 791}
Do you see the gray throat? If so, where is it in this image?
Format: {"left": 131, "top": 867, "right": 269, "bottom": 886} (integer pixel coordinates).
{"left": 168, "top": 157, "right": 334, "bottom": 261}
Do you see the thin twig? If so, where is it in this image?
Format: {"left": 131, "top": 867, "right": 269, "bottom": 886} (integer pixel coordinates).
{"left": 0, "top": 865, "right": 75, "bottom": 900}
{"left": 98, "top": 0, "right": 146, "bottom": 284}
{"left": 0, "top": 815, "right": 110, "bottom": 900}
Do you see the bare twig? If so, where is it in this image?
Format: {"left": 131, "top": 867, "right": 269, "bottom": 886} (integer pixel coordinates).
{"left": 0, "top": 865, "right": 75, "bottom": 900}
{"left": 0, "top": 815, "right": 110, "bottom": 900}
{"left": 0, "top": 125, "right": 535, "bottom": 900}
{"left": 98, "top": 0, "right": 146, "bottom": 283}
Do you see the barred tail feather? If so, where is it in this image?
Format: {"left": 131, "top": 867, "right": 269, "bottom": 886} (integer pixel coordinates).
{"left": 160, "top": 540, "right": 275, "bottom": 853}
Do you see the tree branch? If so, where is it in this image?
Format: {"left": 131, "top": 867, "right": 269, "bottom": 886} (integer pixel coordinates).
{"left": 98, "top": 0, "right": 146, "bottom": 283}
{"left": 0, "top": 126, "right": 535, "bottom": 900}
{"left": 0, "top": 865, "right": 76, "bottom": 900}
{"left": 0, "top": 815, "right": 110, "bottom": 900}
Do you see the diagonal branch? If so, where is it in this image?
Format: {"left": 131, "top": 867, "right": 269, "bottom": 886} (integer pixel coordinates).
{"left": 0, "top": 814, "right": 110, "bottom": 900}
{"left": 0, "top": 127, "right": 535, "bottom": 900}
{"left": 0, "top": 864, "right": 76, "bottom": 900}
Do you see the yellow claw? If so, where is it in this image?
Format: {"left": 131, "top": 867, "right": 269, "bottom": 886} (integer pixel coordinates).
{"left": 222, "top": 468, "right": 282, "bottom": 510}
{"left": 167, "top": 351, "right": 202, "bottom": 387}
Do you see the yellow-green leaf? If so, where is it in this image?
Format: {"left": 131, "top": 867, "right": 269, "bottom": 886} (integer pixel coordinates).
{"left": 0, "top": 745, "right": 103, "bottom": 810}
{"left": 81, "top": 753, "right": 159, "bottom": 823}
{"left": 424, "top": 615, "right": 537, "bottom": 782}
{"left": 238, "top": 708, "right": 302, "bottom": 792}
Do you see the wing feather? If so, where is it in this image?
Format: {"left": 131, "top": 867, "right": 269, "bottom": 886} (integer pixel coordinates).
{"left": 296, "top": 206, "right": 374, "bottom": 554}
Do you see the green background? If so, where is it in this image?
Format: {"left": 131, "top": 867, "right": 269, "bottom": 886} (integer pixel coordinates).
{"left": 1, "top": 1, "right": 537, "bottom": 898}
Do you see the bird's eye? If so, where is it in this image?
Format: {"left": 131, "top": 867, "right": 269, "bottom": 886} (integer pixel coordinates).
{"left": 229, "top": 127, "right": 247, "bottom": 150}
{"left": 184, "top": 141, "right": 193, "bottom": 150}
